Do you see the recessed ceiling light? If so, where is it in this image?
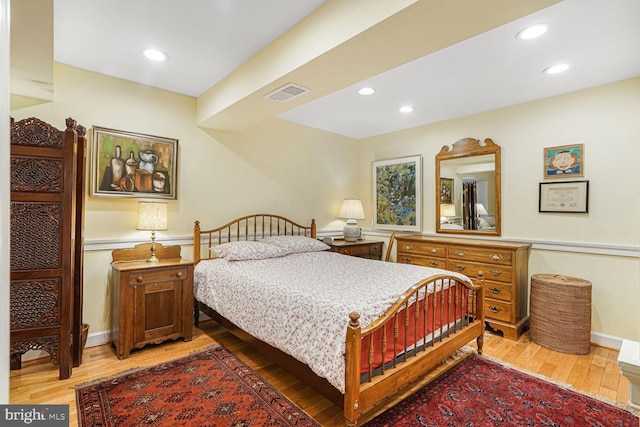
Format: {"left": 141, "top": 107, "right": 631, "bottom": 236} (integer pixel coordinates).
{"left": 143, "top": 49, "right": 168, "bottom": 61}
{"left": 543, "top": 63, "right": 570, "bottom": 75}
{"left": 399, "top": 105, "right": 414, "bottom": 113}
{"left": 516, "top": 23, "right": 549, "bottom": 40}
{"left": 358, "top": 87, "right": 375, "bottom": 95}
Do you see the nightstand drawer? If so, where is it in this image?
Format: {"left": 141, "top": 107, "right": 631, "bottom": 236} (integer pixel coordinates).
{"left": 328, "top": 241, "right": 383, "bottom": 260}
{"left": 128, "top": 267, "right": 188, "bottom": 285}
{"left": 448, "top": 246, "right": 513, "bottom": 266}
{"left": 398, "top": 242, "right": 447, "bottom": 258}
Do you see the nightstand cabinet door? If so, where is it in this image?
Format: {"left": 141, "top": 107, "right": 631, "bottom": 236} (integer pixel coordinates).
{"left": 111, "top": 260, "right": 194, "bottom": 359}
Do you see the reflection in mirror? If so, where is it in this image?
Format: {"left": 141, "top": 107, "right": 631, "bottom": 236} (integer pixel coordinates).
{"left": 436, "top": 138, "right": 501, "bottom": 236}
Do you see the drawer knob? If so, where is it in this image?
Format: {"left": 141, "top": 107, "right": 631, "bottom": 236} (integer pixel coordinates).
{"left": 488, "top": 306, "right": 502, "bottom": 313}
{"left": 454, "top": 264, "right": 466, "bottom": 271}
{"left": 488, "top": 287, "right": 502, "bottom": 294}
{"left": 402, "top": 257, "right": 413, "bottom": 263}
{"left": 403, "top": 244, "right": 413, "bottom": 250}
{"left": 489, "top": 253, "right": 504, "bottom": 261}
{"left": 136, "top": 276, "right": 143, "bottom": 283}
{"left": 489, "top": 269, "right": 503, "bottom": 277}
{"left": 429, "top": 248, "right": 439, "bottom": 254}
{"left": 176, "top": 271, "right": 183, "bottom": 278}
{"left": 429, "top": 261, "right": 439, "bottom": 267}
{"left": 454, "top": 250, "right": 467, "bottom": 257}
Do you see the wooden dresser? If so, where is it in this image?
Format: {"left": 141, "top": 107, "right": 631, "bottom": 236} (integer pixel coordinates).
{"left": 396, "top": 236, "right": 531, "bottom": 340}
{"left": 110, "top": 243, "right": 193, "bottom": 359}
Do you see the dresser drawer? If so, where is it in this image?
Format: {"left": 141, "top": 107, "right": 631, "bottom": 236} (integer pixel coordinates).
{"left": 484, "top": 298, "right": 512, "bottom": 323}
{"left": 483, "top": 281, "right": 512, "bottom": 302}
{"left": 128, "top": 267, "right": 189, "bottom": 286}
{"left": 397, "top": 241, "right": 447, "bottom": 258}
{"left": 397, "top": 254, "right": 445, "bottom": 269}
{"left": 448, "top": 246, "right": 513, "bottom": 266}
{"left": 447, "top": 260, "right": 513, "bottom": 284}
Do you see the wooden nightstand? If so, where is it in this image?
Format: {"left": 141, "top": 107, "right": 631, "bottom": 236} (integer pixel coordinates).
{"left": 110, "top": 243, "right": 194, "bottom": 359}
{"left": 327, "top": 240, "right": 383, "bottom": 260}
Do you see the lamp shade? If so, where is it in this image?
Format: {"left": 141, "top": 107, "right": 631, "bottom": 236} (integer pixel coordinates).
{"left": 136, "top": 201, "right": 168, "bottom": 231}
{"left": 441, "top": 204, "right": 456, "bottom": 218}
{"left": 475, "top": 203, "right": 489, "bottom": 216}
{"left": 338, "top": 199, "right": 365, "bottom": 221}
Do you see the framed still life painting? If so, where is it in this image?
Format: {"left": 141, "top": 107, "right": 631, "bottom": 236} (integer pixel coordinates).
{"left": 372, "top": 155, "right": 422, "bottom": 231}
{"left": 91, "top": 126, "right": 178, "bottom": 200}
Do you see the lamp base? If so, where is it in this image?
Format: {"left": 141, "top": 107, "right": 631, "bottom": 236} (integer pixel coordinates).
{"left": 147, "top": 231, "right": 160, "bottom": 263}
{"left": 343, "top": 224, "right": 361, "bottom": 242}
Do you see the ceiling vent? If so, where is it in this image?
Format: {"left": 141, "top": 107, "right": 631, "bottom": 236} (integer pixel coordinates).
{"left": 264, "top": 83, "right": 310, "bottom": 102}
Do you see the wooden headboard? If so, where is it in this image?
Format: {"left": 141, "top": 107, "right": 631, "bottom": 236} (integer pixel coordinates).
{"left": 193, "top": 214, "right": 316, "bottom": 263}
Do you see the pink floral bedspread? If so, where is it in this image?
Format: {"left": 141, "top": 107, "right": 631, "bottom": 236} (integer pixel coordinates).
{"left": 193, "top": 250, "right": 469, "bottom": 392}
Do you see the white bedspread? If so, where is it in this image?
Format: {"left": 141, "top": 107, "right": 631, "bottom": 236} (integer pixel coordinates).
{"left": 193, "top": 250, "right": 469, "bottom": 393}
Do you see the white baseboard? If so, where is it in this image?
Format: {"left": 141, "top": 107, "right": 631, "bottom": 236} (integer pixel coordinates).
{"left": 85, "top": 330, "right": 111, "bottom": 349}
{"left": 80, "top": 325, "right": 624, "bottom": 352}
{"left": 591, "top": 331, "right": 623, "bottom": 350}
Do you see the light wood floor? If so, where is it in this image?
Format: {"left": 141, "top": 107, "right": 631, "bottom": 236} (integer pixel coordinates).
{"left": 10, "top": 320, "right": 636, "bottom": 426}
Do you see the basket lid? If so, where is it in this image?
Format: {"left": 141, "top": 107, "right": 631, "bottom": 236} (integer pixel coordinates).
{"left": 532, "top": 274, "right": 591, "bottom": 287}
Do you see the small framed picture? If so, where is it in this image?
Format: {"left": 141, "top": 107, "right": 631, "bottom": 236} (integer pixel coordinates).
{"left": 440, "top": 178, "right": 454, "bottom": 204}
{"left": 539, "top": 180, "right": 589, "bottom": 213}
{"left": 544, "top": 143, "right": 584, "bottom": 179}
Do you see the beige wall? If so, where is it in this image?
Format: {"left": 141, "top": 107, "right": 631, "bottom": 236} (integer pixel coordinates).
{"left": 10, "top": 64, "right": 640, "bottom": 346}
{"left": 360, "top": 77, "right": 640, "bottom": 341}
{"left": 10, "top": 63, "right": 359, "bottom": 339}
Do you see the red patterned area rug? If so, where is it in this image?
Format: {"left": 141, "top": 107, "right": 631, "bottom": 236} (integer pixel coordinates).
{"left": 366, "top": 354, "right": 639, "bottom": 427}
{"left": 75, "top": 345, "right": 318, "bottom": 426}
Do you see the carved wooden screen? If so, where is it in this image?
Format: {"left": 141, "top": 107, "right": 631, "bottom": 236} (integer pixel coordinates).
{"left": 9, "top": 117, "right": 85, "bottom": 379}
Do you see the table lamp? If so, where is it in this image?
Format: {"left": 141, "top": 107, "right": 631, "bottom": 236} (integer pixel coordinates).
{"left": 440, "top": 204, "right": 456, "bottom": 223}
{"left": 136, "top": 201, "right": 168, "bottom": 262}
{"left": 338, "top": 199, "right": 365, "bottom": 242}
{"left": 475, "top": 203, "right": 488, "bottom": 217}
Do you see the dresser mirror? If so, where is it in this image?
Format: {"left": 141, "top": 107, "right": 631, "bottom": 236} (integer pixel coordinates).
{"left": 436, "top": 138, "right": 501, "bottom": 236}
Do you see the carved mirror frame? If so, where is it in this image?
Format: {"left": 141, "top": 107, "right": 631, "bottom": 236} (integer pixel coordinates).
{"left": 435, "top": 138, "right": 501, "bottom": 236}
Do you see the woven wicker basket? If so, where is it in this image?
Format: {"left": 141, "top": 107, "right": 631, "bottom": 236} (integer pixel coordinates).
{"left": 530, "top": 274, "right": 592, "bottom": 355}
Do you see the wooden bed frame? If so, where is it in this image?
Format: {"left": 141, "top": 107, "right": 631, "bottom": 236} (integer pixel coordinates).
{"left": 193, "top": 214, "right": 484, "bottom": 426}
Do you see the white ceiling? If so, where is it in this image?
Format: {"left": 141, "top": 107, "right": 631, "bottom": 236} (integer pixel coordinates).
{"left": 53, "top": 0, "right": 326, "bottom": 97}
{"left": 51, "top": 0, "right": 640, "bottom": 139}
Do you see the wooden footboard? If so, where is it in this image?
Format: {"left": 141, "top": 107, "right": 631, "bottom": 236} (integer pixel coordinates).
{"left": 344, "top": 273, "right": 484, "bottom": 426}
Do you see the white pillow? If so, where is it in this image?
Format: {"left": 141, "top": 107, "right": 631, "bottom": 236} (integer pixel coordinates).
{"left": 261, "top": 235, "right": 330, "bottom": 254}
{"left": 211, "top": 241, "right": 286, "bottom": 261}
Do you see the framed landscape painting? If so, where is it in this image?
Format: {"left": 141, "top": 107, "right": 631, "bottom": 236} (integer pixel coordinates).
{"left": 372, "top": 155, "right": 421, "bottom": 231}
{"left": 91, "top": 126, "right": 178, "bottom": 200}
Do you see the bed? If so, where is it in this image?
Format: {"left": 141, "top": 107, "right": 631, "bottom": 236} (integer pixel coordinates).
{"left": 193, "top": 214, "right": 484, "bottom": 426}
